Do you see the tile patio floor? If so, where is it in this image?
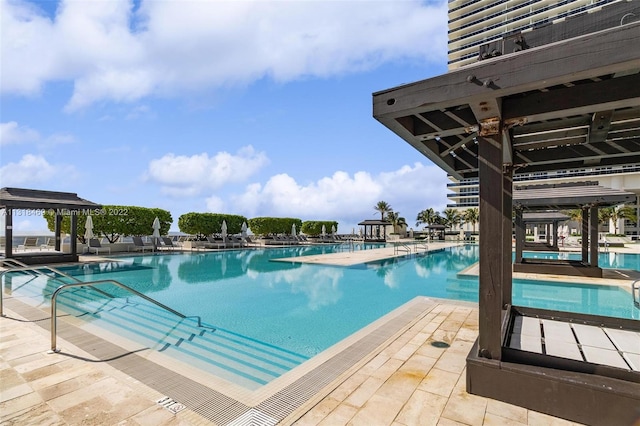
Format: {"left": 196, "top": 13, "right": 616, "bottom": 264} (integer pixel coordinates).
{"left": 1, "top": 300, "right": 585, "bottom": 425}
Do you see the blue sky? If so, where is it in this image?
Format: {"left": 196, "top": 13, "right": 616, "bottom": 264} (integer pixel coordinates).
{"left": 1, "top": 0, "right": 450, "bottom": 235}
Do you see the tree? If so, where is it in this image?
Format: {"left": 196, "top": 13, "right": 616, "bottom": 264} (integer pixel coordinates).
{"left": 416, "top": 208, "right": 440, "bottom": 229}
{"left": 599, "top": 205, "right": 637, "bottom": 234}
{"left": 387, "top": 211, "right": 407, "bottom": 234}
{"left": 374, "top": 201, "right": 393, "bottom": 220}
{"left": 442, "top": 208, "right": 462, "bottom": 232}
{"left": 463, "top": 207, "right": 479, "bottom": 232}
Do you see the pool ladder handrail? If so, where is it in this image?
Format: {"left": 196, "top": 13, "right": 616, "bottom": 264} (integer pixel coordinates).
{"left": 0, "top": 260, "right": 113, "bottom": 316}
{"left": 0, "top": 262, "right": 203, "bottom": 353}
{"left": 632, "top": 279, "right": 640, "bottom": 309}
{"left": 49, "top": 279, "right": 188, "bottom": 352}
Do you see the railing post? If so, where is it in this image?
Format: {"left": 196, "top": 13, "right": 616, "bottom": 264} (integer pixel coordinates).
{"left": 49, "top": 287, "right": 61, "bottom": 353}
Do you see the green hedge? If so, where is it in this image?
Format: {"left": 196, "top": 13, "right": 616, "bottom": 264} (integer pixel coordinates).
{"left": 178, "top": 212, "right": 248, "bottom": 240}
{"left": 43, "top": 205, "right": 172, "bottom": 243}
{"left": 247, "top": 217, "right": 303, "bottom": 236}
{"left": 301, "top": 220, "right": 338, "bottom": 236}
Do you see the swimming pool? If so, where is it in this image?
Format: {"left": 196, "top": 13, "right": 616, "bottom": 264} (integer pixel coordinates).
{"left": 6, "top": 244, "right": 639, "bottom": 389}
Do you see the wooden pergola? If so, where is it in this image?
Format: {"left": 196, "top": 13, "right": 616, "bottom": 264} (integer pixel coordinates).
{"left": 373, "top": 20, "right": 640, "bottom": 425}
{"left": 357, "top": 219, "right": 390, "bottom": 242}
{"left": 0, "top": 187, "right": 102, "bottom": 264}
{"left": 513, "top": 182, "right": 635, "bottom": 276}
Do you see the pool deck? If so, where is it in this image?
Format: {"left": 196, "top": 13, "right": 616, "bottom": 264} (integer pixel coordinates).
{"left": 2, "top": 241, "right": 639, "bottom": 425}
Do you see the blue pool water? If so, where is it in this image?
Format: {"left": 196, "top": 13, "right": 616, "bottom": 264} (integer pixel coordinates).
{"left": 49, "top": 245, "right": 638, "bottom": 353}
{"left": 5, "top": 244, "right": 638, "bottom": 388}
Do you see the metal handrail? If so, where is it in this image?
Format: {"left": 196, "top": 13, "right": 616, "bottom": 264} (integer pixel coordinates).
{"left": 0, "top": 263, "right": 114, "bottom": 317}
{"left": 632, "top": 279, "right": 640, "bottom": 309}
{"left": 394, "top": 242, "right": 412, "bottom": 255}
{"left": 50, "top": 279, "right": 186, "bottom": 352}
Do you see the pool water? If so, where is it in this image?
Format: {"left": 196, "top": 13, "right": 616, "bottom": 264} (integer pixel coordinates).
{"left": 48, "top": 244, "right": 639, "bottom": 357}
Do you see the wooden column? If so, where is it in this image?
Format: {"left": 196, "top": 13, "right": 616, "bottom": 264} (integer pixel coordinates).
{"left": 552, "top": 221, "right": 559, "bottom": 249}
{"left": 590, "top": 206, "right": 599, "bottom": 267}
{"left": 502, "top": 166, "right": 513, "bottom": 307}
{"left": 478, "top": 135, "right": 504, "bottom": 360}
{"left": 581, "top": 207, "right": 589, "bottom": 263}
{"left": 70, "top": 214, "right": 78, "bottom": 256}
{"left": 515, "top": 208, "right": 524, "bottom": 263}
{"left": 5, "top": 208, "right": 13, "bottom": 258}
{"left": 54, "top": 213, "right": 62, "bottom": 251}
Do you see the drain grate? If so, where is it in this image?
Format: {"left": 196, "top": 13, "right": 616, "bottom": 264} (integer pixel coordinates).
{"left": 226, "top": 408, "right": 278, "bottom": 426}
{"left": 156, "top": 396, "right": 186, "bottom": 414}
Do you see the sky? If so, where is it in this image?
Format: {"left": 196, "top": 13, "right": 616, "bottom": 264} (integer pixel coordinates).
{"left": 1, "top": 0, "right": 451, "bottom": 235}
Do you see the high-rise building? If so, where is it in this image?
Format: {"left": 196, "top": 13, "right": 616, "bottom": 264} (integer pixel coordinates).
{"left": 445, "top": 0, "right": 640, "bottom": 237}
{"left": 447, "top": 0, "right": 632, "bottom": 70}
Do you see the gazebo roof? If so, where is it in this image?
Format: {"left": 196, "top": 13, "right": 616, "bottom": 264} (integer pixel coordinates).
{"left": 0, "top": 187, "right": 101, "bottom": 211}
{"left": 522, "top": 212, "right": 570, "bottom": 223}
{"left": 513, "top": 182, "right": 635, "bottom": 210}
{"left": 358, "top": 219, "right": 391, "bottom": 226}
{"left": 373, "top": 22, "right": 640, "bottom": 180}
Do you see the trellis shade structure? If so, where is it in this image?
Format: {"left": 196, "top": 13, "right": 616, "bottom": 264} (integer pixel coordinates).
{"left": 373, "top": 22, "right": 640, "bottom": 181}
{"left": 373, "top": 21, "right": 640, "bottom": 426}
{"left": 0, "top": 187, "right": 102, "bottom": 264}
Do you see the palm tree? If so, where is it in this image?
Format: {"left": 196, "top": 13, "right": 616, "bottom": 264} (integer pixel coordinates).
{"left": 387, "top": 211, "right": 408, "bottom": 234}
{"left": 463, "top": 207, "right": 479, "bottom": 232}
{"left": 599, "top": 205, "right": 637, "bottom": 235}
{"left": 442, "top": 208, "right": 462, "bottom": 232}
{"left": 416, "top": 208, "right": 440, "bottom": 229}
{"left": 374, "top": 201, "right": 393, "bottom": 220}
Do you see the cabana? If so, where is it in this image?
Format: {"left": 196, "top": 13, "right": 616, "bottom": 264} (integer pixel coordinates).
{"left": 514, "top": 182, "right": 635, "bottom": 277}
{"left": 521, "top": 211, "right": 569, "bottom": 251}
{"left": 373, "top": 20, "right": 640, "bottom": 425}
{"left": 0, "top": 187, "right": 102, "bottom": 264}
{"left": 357, "top": 219, "right": 390, "bottom": 242}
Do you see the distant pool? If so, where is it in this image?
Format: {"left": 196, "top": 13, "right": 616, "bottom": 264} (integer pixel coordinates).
{"left": 44, "top": 245, "right": 639, "bottom": 358}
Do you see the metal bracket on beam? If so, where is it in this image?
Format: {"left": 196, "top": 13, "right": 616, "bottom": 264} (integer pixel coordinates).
{"left": 479, "top": 117, "right": 500, "bottom": 136}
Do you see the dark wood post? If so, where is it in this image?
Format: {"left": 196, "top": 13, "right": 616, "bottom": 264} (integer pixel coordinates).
{"left": 581, "top": 207, "right": 589, "bottom": 263}
{"left": 590, "top": 206, "right": 599, "bottom": 267}
{"left": 502, "top": 166, "right": 513, "bottom": 307}
{"left": 515, "top": 208, "right": 524, "bottom": 264}
{"left": 5, "top": 208, "right": 13, "bottom": 258}
{"left": 478, "top": 135, "right": 504, "bottom": 360}
{"left": 70, "top": 213, "right": 78, "bottom": 256}
{"left": 54, "top": 213, "right": 62, "bottom": 251}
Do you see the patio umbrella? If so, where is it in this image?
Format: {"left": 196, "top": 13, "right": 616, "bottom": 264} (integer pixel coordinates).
{"left": 221, "top": 220, "right": 228, "bottom": 241}
{"left": 291, "top": 223, "right": 296, "bottom": 237}
{"left": 152, "top": 217, "right": 161, "bottom": 250}
{"left": 321, "top": 224, "right": 326, "bottom": 237}
{"left": 84, "top": 215, "right": 94, "bottom": 242}
{"left": 331, "top": 224, "right": 336, "bottom": 236}
{"left": 241, "top": 222, "right": 248, "bottom": 239}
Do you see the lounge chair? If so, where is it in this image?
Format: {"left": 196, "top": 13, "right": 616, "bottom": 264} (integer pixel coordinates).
{"left": 87, "top": 238, "right": 111, "bottom": 255}
{"left": 130, "top": 236, "right": 154, "bottom": 252}
{"left": 161, "top": 237, "right": 178, "bottom": 251}
{"left": 16, "top": 237, "right": 39, "bottom": 251}
{"left": 227, "top": 235, "right": 244, "bottom": 248}
{"left": 41, "top": 237, "right": 57, "bottom": 250}
{"left": 204, "top": 236, "right": 226, "bottom": 249}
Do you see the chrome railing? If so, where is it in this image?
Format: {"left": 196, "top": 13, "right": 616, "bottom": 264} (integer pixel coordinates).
{"left": 633, "top": 279, "right": 640, "bottom": 309}
{"left": 0, "top": 262, "right": 193, "bottom": 352}
{"left": 49, "top": 279, "right": 187, "bottom": 352}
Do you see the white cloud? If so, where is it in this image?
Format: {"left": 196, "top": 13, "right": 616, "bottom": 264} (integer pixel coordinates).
{"left": 146, "top": 145, "right": 269, "bottom": 196}
{"left": 0, "top": 121, "right": 40, "bottom": 145}
{"left": 0, "top": 154, "right": 76, "bottom": 186}
{"left": 1, "top": 0, "right": 448, "bottom": 110}
{"left": 228, "top": 162, "right": 449, "bottom": 229}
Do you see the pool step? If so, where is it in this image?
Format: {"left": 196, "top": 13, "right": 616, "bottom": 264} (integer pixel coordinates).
{"left": 49, "top": 286, "right": 308, "bottom": 388}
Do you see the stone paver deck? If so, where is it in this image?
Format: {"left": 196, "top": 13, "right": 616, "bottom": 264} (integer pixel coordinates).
{"left": 4, "top": 241, "right": 637, "bottom": 425}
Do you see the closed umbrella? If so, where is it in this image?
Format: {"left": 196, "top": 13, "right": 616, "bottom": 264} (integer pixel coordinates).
{"left": 152, "top": 217, "right": 161, "bottom": 251}
{"left": 221, "top": 220, "right": 228, "bottom": 242}
{"left": 291, "top": 223, "right": 296, "bottom": 237}
{"left": 321, "top": 224, "right": 326, "bottom": 238}
{"left": 331, "top": 224, "right": 336, "bottom": 236}
{"left": 84, "top": 215, "right": 94, "bottom": 242}
{"left": 241, "top": 221, "right": 248, "bottom": 239}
